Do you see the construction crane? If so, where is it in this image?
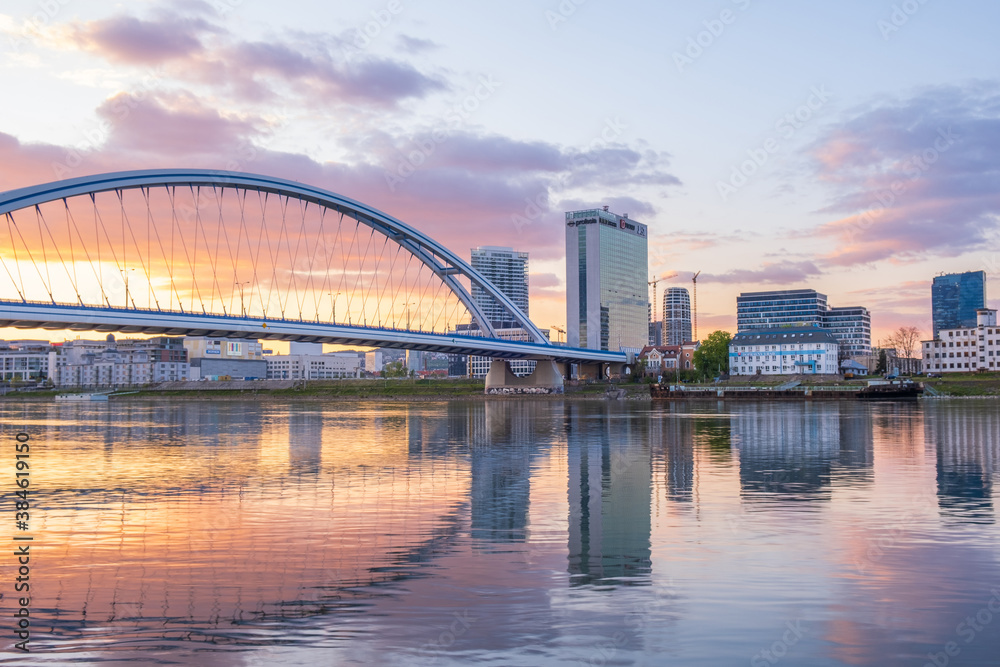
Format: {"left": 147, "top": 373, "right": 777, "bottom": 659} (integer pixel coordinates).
{"left": 550, "top": 325, "right": 565, "bottom": 344}
{"left": 648, "top": 277, "right": 661, "bottom": 325}
{"left": 692, "top": 270, "right": 701, "bottom": 341}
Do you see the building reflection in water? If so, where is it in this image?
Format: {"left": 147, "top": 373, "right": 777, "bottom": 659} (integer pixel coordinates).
{"left": 925, "top": 401, "right": 997, "bottom": 523}
{"left": 566, "top": 403, "right": 652, "bottom": 585}
{"left": 728, "top": 403, "right": 874, "bottom": 502}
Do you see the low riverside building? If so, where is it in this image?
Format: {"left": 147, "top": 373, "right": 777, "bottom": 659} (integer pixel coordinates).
{"left": 0, "top": 340, "right": 55, "bottom": 382}
{"left": 265, "top": 353, "right": 361, "bottom": 380}
{"left": 921, "top": 308, "right": 998, "bottom": 373}
{"left": 184, "top": 337, "right": 265, "bottom": 380}
{"left": 638, "top": 345, "right": 681, "bottom": 375}
{"left": 55, "top": 336, "right": 189, "bottom": 387}
{"left": 729, "top": 327, "right": 840, "bottom": 376}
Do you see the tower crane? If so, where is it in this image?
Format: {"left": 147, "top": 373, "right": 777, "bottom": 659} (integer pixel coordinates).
{"left": 692, "top": 270, "right": 702, "bottom": 341}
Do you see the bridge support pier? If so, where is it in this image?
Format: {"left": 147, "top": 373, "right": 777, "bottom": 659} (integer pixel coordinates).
{"left": 484, "top": 359, "right": 564, "bottom": 395}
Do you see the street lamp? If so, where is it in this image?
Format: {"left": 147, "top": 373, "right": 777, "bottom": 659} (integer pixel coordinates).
{"left": 404, "top": 302, "right": 416, "bottom": 330}
{"left": 120, "top": 268, "right": 135, "bottom": 309}
{"left": 235, "top": 281, "right": 250, "bottom": 317}
{"left": 329, "top": 292, "right": 341, "bottom": 323}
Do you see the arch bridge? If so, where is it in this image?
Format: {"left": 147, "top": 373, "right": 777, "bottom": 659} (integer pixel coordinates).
{"left": 0, "top": 170, "right": 625, "bottom": 390}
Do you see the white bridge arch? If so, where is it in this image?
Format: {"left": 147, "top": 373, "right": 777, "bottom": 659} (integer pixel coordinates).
{"left": 0, "top": 169, "right": 625, "bottom": 365}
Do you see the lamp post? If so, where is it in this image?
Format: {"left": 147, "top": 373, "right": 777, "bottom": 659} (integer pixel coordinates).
{"left": 120, "top": 268, "right": 135, "bottom": 309}
{"left": 329, "top": 292, "right": 341, "bottom": 323}
{"left": 235, "top": 281, "right": 250, "bottom": 317}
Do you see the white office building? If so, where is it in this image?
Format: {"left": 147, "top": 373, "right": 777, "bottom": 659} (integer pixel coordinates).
{"left": 662, "top": 287, "right": 692, "bottom": 346}
{"left": 922, "top": 308, "right": 999, "bottom": 373}
{"left": 729, "top": 327, "right": 840, "bottom": 376}
{"left": 266, "top": 353, "right": 361, "bottom": 379}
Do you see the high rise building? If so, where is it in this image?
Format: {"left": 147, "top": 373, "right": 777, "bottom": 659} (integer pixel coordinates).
{"left": 662, "top": 287, "right": 692, "bottom": 346}
{"left": 932, "top": 270, "right": 987, "bottom": 337}
{"left": 471, "top": 246, "right": 529, "bottom": 326}
{"left": 565, "top": 207, "right": 649, "bottom": 351}
{"left": 468, "top": 246, "right": 534, "bottom": 377}
{"left": 736, "top": 288, "right": 871, "bottom": 357}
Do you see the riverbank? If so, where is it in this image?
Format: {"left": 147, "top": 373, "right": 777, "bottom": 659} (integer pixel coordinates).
{"left": 1, "top": 378, "right": 654, "bottom": 402}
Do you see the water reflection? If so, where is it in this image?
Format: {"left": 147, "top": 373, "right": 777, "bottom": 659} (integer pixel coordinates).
{"left": 3, "top": 398, "right": 999, "bottom": 665}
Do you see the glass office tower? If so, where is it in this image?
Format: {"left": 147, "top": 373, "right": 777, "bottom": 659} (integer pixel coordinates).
{"left": 932, "top": 271, "right": 987, "bottom": 337}
{"left": 565, "top": 208, "right": 649, "bottom": 351}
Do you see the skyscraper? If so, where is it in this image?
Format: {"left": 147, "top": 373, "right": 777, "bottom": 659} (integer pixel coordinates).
{"left": 565, "top": 208, "right": 649, "bottom": 351}
{"left": 932, "top": 270, "right": 987, "bottom": 337}
{"left": 467, "top": 246, "right": 535, "bottom": 377}
{"left": 662, "top": 287, "right": 692, "bottom": 346}
{"left": 471, "top": 246, "right": 529, "bottom": 326}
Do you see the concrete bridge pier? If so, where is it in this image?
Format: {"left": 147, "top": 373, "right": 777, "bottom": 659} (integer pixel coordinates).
{"left": 484, "top": 359, "right": 564, "bottom": 395}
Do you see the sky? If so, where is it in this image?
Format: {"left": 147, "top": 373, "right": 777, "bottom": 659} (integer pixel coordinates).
{"left": 1, "top": 0, "right": 999, "bottom": 345}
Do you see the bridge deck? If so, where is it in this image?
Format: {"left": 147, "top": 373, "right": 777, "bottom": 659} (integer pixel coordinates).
{"left": 0, "top": 300, "right": 627, "bottom": 365}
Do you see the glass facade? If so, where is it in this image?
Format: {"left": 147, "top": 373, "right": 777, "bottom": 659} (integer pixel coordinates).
{"left": 737, "top": 289, "right": 871, "bottom": 356}
{"left": 932, "top": 271, "right": 987, "bottom": 338}
{"left": 566, "top": 209, "right": 649, "bottom": 351}
{"left": 470, "top": 246, "right": 529, "bottom": 327}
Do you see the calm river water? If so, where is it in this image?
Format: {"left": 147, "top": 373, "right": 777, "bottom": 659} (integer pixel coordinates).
{"left": 2, "top": 398, "right": 999, "bottom": 666}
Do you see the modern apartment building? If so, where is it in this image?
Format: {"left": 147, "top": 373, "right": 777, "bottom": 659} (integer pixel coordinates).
{"left": 932, "top": 270, "right": 987, "bottom": 337}
{"left": 471, "top": 246, "right": 530, "bottom": 326}
{"left": 467, "top": 245, "right": 535, "bottom": 377}
{"left": 565, "top": 207, "right": 649, "bottom": 351}
{"left": 662, "top": 287, "right": 692, "bottom": 346}
{"left": 737, "top": 289, "right": 870, "bottom": 357}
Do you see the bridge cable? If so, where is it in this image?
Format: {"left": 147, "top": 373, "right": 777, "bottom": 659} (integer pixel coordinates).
{"left": 7, "top": 209, "right": 53, "bottom": 303}
{"left": 351, "top": 225, "right": 377, "bottom": 326}
{"left": 1, "top": 213, "right": 27, "bottom": 302}
{"left": 118, "top": 188, "right": 154, "bottom": 310}
{"left": 287, "top": 195, "right": 310, "bottom": 320}
{"left": 294, "top": 198, "right": 315, "bottom": 321}
{"left": 212, "top": 185, "right": 236, "bottom": 316}
{"left": 365, "top": 232, "right": 390, "bottom": 327}
{"left": 33, "top": 206, "right": 56, "bottom": 303}
{"left": 60, "top": 199, "right": 82, "bottom": 304}
{"left": 314, "top": 208, "right": 339, "bottom": 324}
{"left": 143, "top": 186, "right": 184, "bottom": 313}
{"left": 337, "top": 215, "right": 361, "bottom": 325}
{"left": 249, "top": 190, "right": 272, "bottom": 318}
{"left": 63, "top": 198, "right": 104, "bottom": 307}
{"left": 90, "top": 192, "right": 125, "bottom": 307}
{"left": 374, "top": 242, "right": 404, "bottom": 329}
{"left": 191, "top": 185, "right": 218, "bottom": 314}
{"left": 167, "top": 186, "right": 204, "bottom": 314}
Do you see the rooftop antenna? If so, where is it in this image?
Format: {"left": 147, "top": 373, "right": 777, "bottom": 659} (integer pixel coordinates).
{"left": 692, "top": 270, "right": 702, "bottom": 341}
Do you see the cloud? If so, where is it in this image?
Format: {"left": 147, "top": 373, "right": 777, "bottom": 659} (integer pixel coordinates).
{"left": 807, "top": 83, "right": 1000, "bottom": 267}
{"left": 703, "top": 260, "right": 823, "bottom": 285}
{"left": 69, "top": 15, "right": 215, "bottom": 64}
{"left": 61, "top": 12, "right": 447, "bottom": 108}
{"left": 396, "top": 35, "right": 438, "bottom": 54}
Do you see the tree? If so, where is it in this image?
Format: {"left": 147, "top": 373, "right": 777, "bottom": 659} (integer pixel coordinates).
{"left": 381, "top": 360, "right": 408, "bottom": 378}
{"left": 885, "top": 326, "right": 921, "bottom": 374}
{"left": 875, "top": 348, "right": 888, "bottom": 375}
{"left": 693, "top": 330, "right": 732, "bottom": 379}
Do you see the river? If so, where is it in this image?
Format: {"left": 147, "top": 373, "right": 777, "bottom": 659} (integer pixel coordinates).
{"left": 1, "top": 398, "right": 998, "bottom": 665}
